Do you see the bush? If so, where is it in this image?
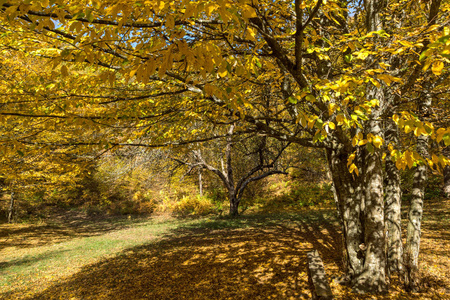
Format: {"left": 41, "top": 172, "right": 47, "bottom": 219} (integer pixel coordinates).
{"left": 171, "top": 195, "right": 216, "bottom": 216}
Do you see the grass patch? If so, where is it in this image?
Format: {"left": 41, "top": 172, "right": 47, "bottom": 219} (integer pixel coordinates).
{"left": 0, "top": 215, "right": 199, "bottom": 298}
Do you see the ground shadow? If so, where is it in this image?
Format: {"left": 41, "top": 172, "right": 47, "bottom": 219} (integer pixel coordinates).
{"left": 0, "top": 211, "right": 149, "bottom": 252}
{"left": 6, "top": 211, "right": 343, "bottom": 300}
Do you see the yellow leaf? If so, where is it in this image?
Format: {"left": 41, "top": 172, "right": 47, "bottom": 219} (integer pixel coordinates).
{"left": 404, "top": 125, "right": 413, "bottom": 134}
{"left": 296, "top": 113, "right": 307, "bottom": 127}
{"left": 159, "top": 1, "right": 166, "bottom": 11}
{"left": 414, "top": 126, "right": 426, "bottom": 137}
{"left": 358, "top": 139, "right": 368, "bottom": 146}
{"left": 377, "top": 74, "right": 392, "bottom": 86}
{"left": 349, "top": 163, "right": 359, "bottom": 176}
{"left": 218, "top": 68, "right": 228, "bottom": 78}
{"left": 405, "top": 150, "right": 414, "bottom": 169}
{"left": 242, "top": 6, "right": 257, "bottom": 18}
{"left": 431, "top": 61, "right": 444, "bottom": 76}
{"left": 442, "top": 45, "right": 450, "bottom": 55}
{"left": 392, "top": 114, "right": 400, "bottom": 124}
{"left": 423, "top": 59, "right": 432, "bottom": 72}
{"left": 4, "top": 5, "right": 18, "bottom": 15}
{"left": 129, "top": 68, "right": 138, "bottom": 78}
{"left": 204, "top": 83, "right": 215, "bottom": 96}
{"left": 432, "top": 154, "right": 439, "bottom": 164}
{"left": 372, "top": 135, "right": 383, "bottom": 148}
{"left": 396, "top": 157, "right": 404, "bottom": 170}
{"left": 370, "top": 78, "right": 381, "bottom": 88}
{"left": 436, "top": 128, "right": 446, "bottom": 142}
{"left": 246, "top": 27, "right": 257, "bottom": 41}
{"left": 328, "top": 122, "right": 336, "bottom": 130}
{"left": 306, "top": 94, "right": 316, "bottom": 102}
{"left": 328, "top": 103, "right": 337, "bottom": 115}
{"left": 347, "top": 153, "right": 356, "bottom": 167}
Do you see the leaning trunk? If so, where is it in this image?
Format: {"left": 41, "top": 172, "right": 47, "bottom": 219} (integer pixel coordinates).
{"left": 226, "top": 124, "right": 236, "bottom": 216}
{"left": 384, "top": 119, "right": 403, "bottom": 277}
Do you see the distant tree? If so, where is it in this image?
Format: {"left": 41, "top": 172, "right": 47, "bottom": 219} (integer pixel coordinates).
{"left": 174, "top": 125, "right": 290, "bottom": 216}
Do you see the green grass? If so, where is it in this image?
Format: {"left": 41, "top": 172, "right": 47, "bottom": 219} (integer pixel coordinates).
{"left": 0, "top": 216, "right": 202, "bottom": 297}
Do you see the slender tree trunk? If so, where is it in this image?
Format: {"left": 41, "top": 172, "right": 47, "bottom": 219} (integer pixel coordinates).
{"left": 404, "top": 137, "right": 427, "bottom": 291}
{"left": 7, "top": 191, "right": 15, "bottom": 224}
{"left": 198, "top": 168, "right": 203, "bottom": 196}
{"left": 444, "top": 165, "right": 450, "bottom": 198}
{"left": 384, "top": 120, "right": 403, "bottom": 277}
{"left": 404, "top": 91, "right": 431, "bottom": 291}
{"left": 226, "top": 125, "right": 236, "bottom": 215}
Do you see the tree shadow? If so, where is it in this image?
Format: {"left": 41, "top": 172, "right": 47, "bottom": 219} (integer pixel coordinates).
{"left": 0, "top": 213, "right": 150, "bottom": 252}
{"left": 0, "top": 249, "right": 71, "bottom": 270}
{"left": 13, "top": 211, "right": 343, "bottom": 300}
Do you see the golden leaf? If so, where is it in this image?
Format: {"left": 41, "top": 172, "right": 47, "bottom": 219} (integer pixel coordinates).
{"left": 431, "top": 61, "right": 444, "bottom": 76}
{"left": 372, "top": 135, "right": 383, "bottom": 148}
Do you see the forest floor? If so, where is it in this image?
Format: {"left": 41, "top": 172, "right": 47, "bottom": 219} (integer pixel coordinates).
{"left": 0, "top": 198, "right": 449, "bottom": 300}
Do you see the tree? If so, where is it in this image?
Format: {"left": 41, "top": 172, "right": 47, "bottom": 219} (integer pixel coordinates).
{"left": 445, "top": 164, "right": 450, "bottom": 198}
{"left": 174, "top": 125, "right": 290, "bottom": 216}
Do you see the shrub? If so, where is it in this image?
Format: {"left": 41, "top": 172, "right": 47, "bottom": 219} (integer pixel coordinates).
{"left": 172, "top": 195, "right": 216, "bottom": 216}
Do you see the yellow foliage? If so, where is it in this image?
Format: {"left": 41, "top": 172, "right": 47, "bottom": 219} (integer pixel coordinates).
{"left": 172, "top": 195, "right": 215, "bottom": 216}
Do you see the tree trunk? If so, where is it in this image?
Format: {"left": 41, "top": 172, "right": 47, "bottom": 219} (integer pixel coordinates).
{"left": 404, "top": 136, "right": 427, "bottom": 291}
{"left": 198, "top": 168, "right": 203, "bottom": 196}
{"left": 384, "top": 120, "right": 403, "bottom": 277}
{"left": 349, "top": 0, "right": 387, "bottom": 293}
{"left": 444, "top": 165, "right": 450, "bottom": 198}
{"left": 229, "top": 191, "right": 239, "bottom": 216}
{"left": 327, "top": 147, "right": 364, "bottom": 282}
{"left": 404, "top": 90, "right": 431, "bottom": 291}
{"left": 352, "top": 124, "right": 387, "bottom": 293}
{"left": 226, "top": 125, "right": 236, "bottom": 216}
{"left": 7, "top": 191, "right": 15, "bottom": 224}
